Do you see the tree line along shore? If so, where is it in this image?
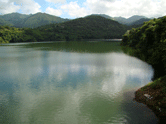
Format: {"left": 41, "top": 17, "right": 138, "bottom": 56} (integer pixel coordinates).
{"left": 121, "top": 16, "right": 166, "bottom": 122}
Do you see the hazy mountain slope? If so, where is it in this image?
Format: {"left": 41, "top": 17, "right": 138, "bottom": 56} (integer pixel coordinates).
{"left": 0, "top": 12, "right": 70, "bottom": 28}
{"left": 113, "top": 15, "right": 149, "bottom": 25}
{"left": 0, "top": 15, "right": 128, "bottom": 43}
{"left": 126, "top": 15, "right": 147, "bottom": 24}
{"left": 17, "top": 12, "right": 69, "bottom": 28}
{"left": 0, "top": 12, "right": 30, "bottom": 26}
{"left": 130, "top": 18, "right": 151, "bottom": 25}
{"left": 113, "top": 16, "right": 127, "bottom": 24}
{"left": 0, "top": 18, "right": 13, "bottom": 26}
{"left": 89, "top": 14, "right": 113, "bottom": 20}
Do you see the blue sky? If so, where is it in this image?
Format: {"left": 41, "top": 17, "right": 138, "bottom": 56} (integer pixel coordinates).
{"left": 0, "top": 0, "right": 165, "bottom": 19}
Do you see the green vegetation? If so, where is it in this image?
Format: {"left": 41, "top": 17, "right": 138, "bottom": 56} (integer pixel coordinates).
{"left": 114, "top": 15, "right": 149, "bottom": 25}
{"left": 0, "top": 26, "right": 23, "bottom": 43}
{"left": 37, "top": 15, "right": 127, "bottom": 41}
{"left": 129, "top": 18, "right": 151, "bottom": 26}
{"left": 0, "top": 15, "right": 128, "bottom": 43}
{"left": 121, "top": 16, "right": 166, "bottom": 79}
{"left": 142, "top": 76, "right": 166, "bottom": 91}
{"left": 0, "top": 12, "right": 69, "bottom": 28}
{"left": 122, "top": 16, "right": 166, "bottom": 120}
{"left": 0, "top": 12, "right": 30, "bottom": 27}
{"left": 18, "top": 12, "right": 69, "bottom": 28}
{"left": 0, "top": 18, "right": 13, "bottom": 26}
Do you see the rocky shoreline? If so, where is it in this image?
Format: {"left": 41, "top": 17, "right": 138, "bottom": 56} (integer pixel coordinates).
{"left": 134, "top": 85, "right": 166, "bottom": 123}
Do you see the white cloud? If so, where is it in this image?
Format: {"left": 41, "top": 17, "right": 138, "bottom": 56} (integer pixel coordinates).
{"left": 45, "top": 0, "right": 66, "bottom": 4}
{"left": 0, "top": 0, "right": 41, "bottom": 14}
{"left": 0, "top": 0, "right": 20, "bottom": 14}
{"left": 85, "top": 0, "right": 166, "bottom": 18}
{"left": 20, "top": 0, "right": 41, "bottom": 14}
{"left": 46, "top": 7, "right": 62, "bottom": 16}
{"left": 61, "top": 1, "right": 89, "bottom": 18}
{"left": 54, "top": 0, "right": 166, "bottom": 18}
{"left": 1, "top": 0, "right": 166, "bottom": 18}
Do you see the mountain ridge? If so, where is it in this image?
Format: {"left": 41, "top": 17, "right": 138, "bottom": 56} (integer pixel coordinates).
{"left": 0, "top": 12, "right": 70, "bottom": 28}
{"left": 0, "top": 12, "right": 152, "bottom": 28}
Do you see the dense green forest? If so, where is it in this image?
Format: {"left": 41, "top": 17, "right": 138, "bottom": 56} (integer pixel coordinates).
{"left": 37, "top": 15, "right": 127, "bottom": 40}
{"left": 0, "top": 15, "right": 128, "bottom": 43}
{"left": 123, "top": 16, "right": 166, "bottom": 120}
{"left": 121, "top": 16, "right": 166, "bottom": 79}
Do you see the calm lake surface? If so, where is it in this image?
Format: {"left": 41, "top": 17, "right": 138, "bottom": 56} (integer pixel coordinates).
{"left": 0, "top": 41, "right": 158, "bottom": 124}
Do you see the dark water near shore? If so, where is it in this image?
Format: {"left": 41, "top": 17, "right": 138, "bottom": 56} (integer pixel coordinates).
{"left": 0, "top": 41, "right": 158, "bottom": 124}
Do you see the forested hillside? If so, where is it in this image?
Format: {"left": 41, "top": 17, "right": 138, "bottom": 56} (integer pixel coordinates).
{"left": 0, "top": 13, "right": 30, "bottom": 27}
{"left": 114, "top": 15, "right": 149, "bottom": 25}
{"left": 122, "top": 16, "right": 166, "bottom": 120}
{"left": 0, "top": 12, "right": 69, "bottom": 28}
{"left": 0, "top": 12, "right": 151, "bottom": 28}
{"left": 37, "top": 15, "right": 127, "bottom": 41}
{"left": 130, "top": 18, "right": 151, "bottom": 26}
{"left": 18, "top": 12, "right": 69, "bottom": 28}
{"left": 0, "top": 18, "right": 12, "bottom": 26}
{"left": 0, "top": 15, "right": 128, "bottom": 43}
{"left": 121, "top": 16, "right": 166, "bottom": 79}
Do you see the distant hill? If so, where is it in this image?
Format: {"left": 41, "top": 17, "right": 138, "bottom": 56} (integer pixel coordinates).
{"left": 87, "top": 14, "right": 150, "bottom": 26}
{"left": 89, "top": 14, "right": 113, "bottom": 20}
{"left": 127, "top": 15, "right": 147, "bottom": 24}
{"left": 0, "top": 12, "right": 69, "bottom": 28}
{"left": 37, "top": 15, "right": 128, "bottom": 41}
{"left": 130, "top": 18, "right": 151, "bottom": 25}
{"left": 0, "top": 18, "right": 13, "bottom": 26}
{"left": 0, "top": 15, "right": 128, "bottom": 43}
{"left": 18, "top": 12, "right": 69, "bottom": 28}
{"left": 0, "top": 12, "right": 30, "bottom": 26}
{"left": 113, "top": 16, "right": 127, "bottom": 24}
{"left": 113, "top": 15, "right": 150, "bottom": 25}
{"left": 0, "top": 12, "right": 151, "bottom": 30}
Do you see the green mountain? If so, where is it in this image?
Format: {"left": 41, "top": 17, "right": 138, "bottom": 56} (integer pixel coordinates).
{"left": 130, "top": 18, "right": 151, "bottom": 25}
{"left": 19, "top": 12, "right": 69, "bottom": 28}
{"left": 114, "top": 15, "right": 149, "bottom": 25}
{"left": 0, "top": 18, "right": 13, "bottom": 26}
{"left": 89, "top": 14, "right": 150, "bottom": 26}
{"left": 0, "top": 15, "right": 127, "bottom": 43}
{"left": 121, "top": 16, "right": 166, "bottom": 119}
{"left": 113, "top": 16, "right": 127, "bottom": 24}
{"left": 122, "top": 16, "right": 166, "bottom": 79}
{"left": 37, "top": 15, "right": 127, "bottom": 41}
{"left": 0, "top": 13, "right": 150, "bottom": 28}
{"left": 89, "top": 14, "right": 113, "bottom": 20}
{"left": 127, "top": 15, "right": 147, "bottom": 24}
{"left": 0, "top": 12, "right": 69, "bottom": 28}
{"left": 0, "top": 12, "right": 30, "bottom": 26}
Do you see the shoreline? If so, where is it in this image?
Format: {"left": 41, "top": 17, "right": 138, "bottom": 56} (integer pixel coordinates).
{"left": 134, "top": 79, "right": 166, "bottom": 123}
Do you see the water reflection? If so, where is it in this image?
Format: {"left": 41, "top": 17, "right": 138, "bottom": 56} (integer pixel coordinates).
{"left": 0, "top": 43, "right": 158, "bottom": 124}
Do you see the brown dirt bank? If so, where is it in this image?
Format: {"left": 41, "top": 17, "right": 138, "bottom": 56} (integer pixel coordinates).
{"left": 134, "top": 83, "right": 166, "bottom": 123}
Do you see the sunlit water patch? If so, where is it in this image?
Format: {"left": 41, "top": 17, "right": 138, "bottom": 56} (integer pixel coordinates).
{"left": 0, "top": 42, "right": 158, "bottom": 124}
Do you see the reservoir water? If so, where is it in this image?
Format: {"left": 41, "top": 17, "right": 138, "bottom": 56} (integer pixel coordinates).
{"left": 0, "top": 41, "right": 158, "bottom": 124}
